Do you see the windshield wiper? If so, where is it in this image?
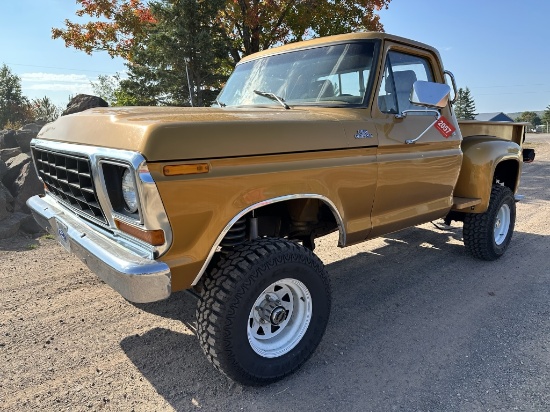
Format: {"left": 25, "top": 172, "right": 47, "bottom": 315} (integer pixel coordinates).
{"left": 215, "top": 99, "right": 226, "bottom": 107}
{"left": 253, "top": 90, "right": 290, "bottom": 109}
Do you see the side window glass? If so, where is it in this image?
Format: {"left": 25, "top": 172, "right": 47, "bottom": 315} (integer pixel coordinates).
{"left": 378, "top": 51, "right": 434, "bottom": 114}
{"left": 378, "top": 60, "right": 398, "bottom": 114}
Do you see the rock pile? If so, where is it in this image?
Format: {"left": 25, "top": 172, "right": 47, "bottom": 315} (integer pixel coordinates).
{"left": 0, "top": 95, "right": 110, "bottom": 239}
{"left": 0, "top": 123, "right": 46, "bottom": 238}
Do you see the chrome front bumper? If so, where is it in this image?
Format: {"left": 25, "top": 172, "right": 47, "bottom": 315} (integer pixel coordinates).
{"left": 27, "top": 195, "right": 171, "bottom": 303}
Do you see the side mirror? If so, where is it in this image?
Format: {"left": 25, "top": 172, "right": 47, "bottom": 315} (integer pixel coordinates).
{"left": 410, "top": 81, "right": 451, "bottom": 109}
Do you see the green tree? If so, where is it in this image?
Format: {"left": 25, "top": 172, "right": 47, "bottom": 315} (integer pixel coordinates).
{"left": 30, "top": 96, "right": 61, "bottom": 122}
{"left": 0, "top": 64, "right": 32, "bottom": 129}
{"left": 91, "top": 74, "right": 121, "bottom": 106}
{"left": 119, "top": 0, "right": 228, "bottom": 107}
{"left": 53, "top": 0, "right": 393, "bottom": 107}
{"left": 454, "top": 87, "right": 477, "bottom": 120}
{"left": 52, "top": 0, "right": 392, "bottom": 65}
{"left": 515, "top": 111, "right": 541, "bottom": 129}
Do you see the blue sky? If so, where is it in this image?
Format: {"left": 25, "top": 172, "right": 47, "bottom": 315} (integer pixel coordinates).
{"left": 1, "top": 0, "right": 549, "bottom": 113}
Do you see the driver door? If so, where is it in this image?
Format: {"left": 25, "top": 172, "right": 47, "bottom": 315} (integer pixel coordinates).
{"left": 369, "top": 44, "right": 462, "bottom": 238}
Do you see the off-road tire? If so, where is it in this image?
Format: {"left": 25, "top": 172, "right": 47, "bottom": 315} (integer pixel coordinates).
{"left": 196, "top": 238, "right": 331, "bottom": 386}
{"left": 463, "top": 184, "right": 516, "bottom": 260}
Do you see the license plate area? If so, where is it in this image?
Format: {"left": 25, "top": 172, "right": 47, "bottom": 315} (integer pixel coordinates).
{"left": 55, "top": 219, "right": 71, "bottom": 252}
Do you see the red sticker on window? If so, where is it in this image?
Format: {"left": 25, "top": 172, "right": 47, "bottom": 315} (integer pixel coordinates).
{"left": 434, "top": 115, "right": 456, "bottom": 138}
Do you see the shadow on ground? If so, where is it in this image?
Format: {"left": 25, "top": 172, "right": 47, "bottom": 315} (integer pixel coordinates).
{"left": 120, "top": 224, "right": 550, "bottom": 411}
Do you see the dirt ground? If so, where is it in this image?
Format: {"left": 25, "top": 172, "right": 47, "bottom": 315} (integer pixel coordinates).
{"left": 1, "top": 135, "right": 549, "bottom": 412}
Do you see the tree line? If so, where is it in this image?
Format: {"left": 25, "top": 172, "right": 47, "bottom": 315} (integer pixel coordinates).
{"left": 54, "top": 0, "right": 391, "bottom": 107}
{"left": 0, "top": 64, "right": 60, "bottom": 130}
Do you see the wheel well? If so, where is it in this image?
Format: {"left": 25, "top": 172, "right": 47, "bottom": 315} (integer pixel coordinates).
{"left": 493, "top": 159, "right": 519, "bottom": 192}
{"left": 219, "top": 198, "right": 340, "bottom": 251}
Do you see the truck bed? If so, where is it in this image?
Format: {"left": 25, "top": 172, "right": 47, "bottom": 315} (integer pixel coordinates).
{"left": 458, "top": 120, "right": 526, "bottom": 146}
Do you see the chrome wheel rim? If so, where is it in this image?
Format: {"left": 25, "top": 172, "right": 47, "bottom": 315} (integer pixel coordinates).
{"left": 247, "top": 278, "right": 312, "bottom": 358}
{"left": 494, "top": 203, "right": 511, "bottom": 245}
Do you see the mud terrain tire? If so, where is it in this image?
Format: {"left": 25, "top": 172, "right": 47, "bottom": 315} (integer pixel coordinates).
{"left": 463, "top": 184, "right": 516, "bottom": 260}
{"left": 196, "top": 238, "right": 331, "bottom": 386}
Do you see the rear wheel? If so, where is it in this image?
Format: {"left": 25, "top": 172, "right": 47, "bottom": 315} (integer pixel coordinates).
{"left": 463, "top": 184, "right": 516, "bottom": 260}
{"left": 196, "top": 238, "right": 331, "bottom": 386}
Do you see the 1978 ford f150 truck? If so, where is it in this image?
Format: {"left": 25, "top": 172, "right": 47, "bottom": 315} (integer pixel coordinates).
{"left": 28, "top": 32, "right": 533, "bottom": 385}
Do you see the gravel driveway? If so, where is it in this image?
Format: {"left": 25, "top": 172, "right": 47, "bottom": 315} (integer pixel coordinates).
{"left": 1, "top": 135, "right": 549, "bottom": 412}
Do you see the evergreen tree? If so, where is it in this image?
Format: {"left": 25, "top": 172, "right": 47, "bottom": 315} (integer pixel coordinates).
{"left": 0, "top": 64, "right": 31, "bottom": 129}
{"left": 454, "top": 87, "right": 477, "bottom": 120}
{"left": 118, "top": 0, "right": 227, "bottom": 107}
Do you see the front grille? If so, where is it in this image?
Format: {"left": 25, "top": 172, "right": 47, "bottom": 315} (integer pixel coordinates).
{"left": 32, "top": 146, "right": 107, "bottom": 225}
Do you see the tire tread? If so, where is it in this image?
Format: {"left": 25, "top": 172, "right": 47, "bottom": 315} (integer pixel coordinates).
{"left": 196, "top": 238, "right": 330, "bottom": 385}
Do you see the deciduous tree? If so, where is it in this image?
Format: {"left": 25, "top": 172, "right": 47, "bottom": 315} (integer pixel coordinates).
{"left": 53, "top": 0, "right": 391, "bottom": 64}
{"left": 51, "top": 0, "right": 157, "bottom": 60}
{"left": 91, "top": 74, "right": 121, "bottom": 106}
{"left": 220, "top": 0, "right": 391, "bottom": 63}
{"left": 515, "top": 111, "right": 541, "bottom": 129}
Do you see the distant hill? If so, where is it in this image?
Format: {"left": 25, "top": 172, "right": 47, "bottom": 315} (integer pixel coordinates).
{"left": 507, "top": 111, "right": 544, "bottom": 121}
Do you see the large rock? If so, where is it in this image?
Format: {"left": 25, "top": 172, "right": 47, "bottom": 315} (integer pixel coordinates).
{"left": 19, "top": 213, "right": 43, "bottom": 234}
{"left": 0, "top": 212, "right": 28, "bottom": 239}
{"left": 0, "top": 184, "right": 13, "bottom": 221}
{"left": 15, "top": 130, "right": 37, "bottom": 153}
{"left": 62, "top": 94, "right": 108, "bottom": 116}
{"left": 13, "top": 162, "right": 44, "bottom": 212}
{"left": 0, "top": 147, "right": 22, "bottom": 162}
{"left": 2, "top": 153, "right": 31, "bottom": 192}
{"left": 0, "top": 159, "right": 7, "bottom": 180}
{"left": 0, "top": 129, "right": 18, "bottom": 149}
{"left": 19, "top": 122, "right": 46, "bottom": 134}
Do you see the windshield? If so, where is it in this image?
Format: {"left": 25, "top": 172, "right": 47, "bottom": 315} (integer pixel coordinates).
{"left": 217, "top": 41, "right": 377, "bottom": 107}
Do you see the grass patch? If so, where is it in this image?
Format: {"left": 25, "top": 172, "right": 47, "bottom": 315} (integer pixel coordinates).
{"left": 41, "top": 233, "right": 55, "bottom": 240}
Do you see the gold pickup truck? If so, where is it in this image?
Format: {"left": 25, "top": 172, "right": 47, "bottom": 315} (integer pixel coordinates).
{"left": 28, "top": 32, "right": 532, "bottom": 385}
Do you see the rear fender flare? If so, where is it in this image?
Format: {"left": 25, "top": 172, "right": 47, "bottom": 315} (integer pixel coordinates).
{"left": 454, "top": 136, "right": 521, "bottom": 213}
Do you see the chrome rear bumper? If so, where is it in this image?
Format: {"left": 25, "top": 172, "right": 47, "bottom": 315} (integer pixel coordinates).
{"left": 27, "top": 195, "right": 171, "bottom": 303}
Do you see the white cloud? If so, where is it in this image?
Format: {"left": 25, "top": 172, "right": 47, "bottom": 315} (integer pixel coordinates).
{"left": 25, "top": 83, "right": 94, "bottom": 94}
{"left": 20, "top": 72, "right": 95, "bottom": 103}
{"left": 20, "top": 72, "right": 91, "bottom": 84}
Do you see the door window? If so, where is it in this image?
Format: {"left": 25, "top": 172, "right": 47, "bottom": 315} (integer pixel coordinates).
{"left": 378, "top": 51, "right": 434, "bottom": 114}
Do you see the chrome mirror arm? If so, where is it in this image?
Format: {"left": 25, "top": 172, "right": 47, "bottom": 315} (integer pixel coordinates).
{"left": 444, "top": 70, "right": 458, "bottom": 104}
{"left": 395, "top": 109, "right": 440, "bottom": 120}
{"left": 393, "top": 110, "right": 441, "bottom": 144}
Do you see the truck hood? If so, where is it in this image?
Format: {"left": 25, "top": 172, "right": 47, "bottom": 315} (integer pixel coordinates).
{"left": 37, "top": 106, "right": 357, "bottom": 161}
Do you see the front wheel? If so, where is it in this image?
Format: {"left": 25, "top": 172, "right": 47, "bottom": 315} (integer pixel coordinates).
{"left": 463, "top": 184, "right": 516, "bottom": 260}
{"left": 196, "top": 238, "right": 331, "bottom": 386}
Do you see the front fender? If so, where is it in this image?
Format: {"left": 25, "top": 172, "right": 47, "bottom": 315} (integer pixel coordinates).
{"left": 454, "top": 136, "right": 521, "bottom": 213}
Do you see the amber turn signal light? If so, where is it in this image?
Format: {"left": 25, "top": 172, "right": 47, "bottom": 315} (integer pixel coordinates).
{"left": 114, "top": 219, "right": 165, "bottom": 246}
{"left": 163, "top": 163, "right": 210, "bottom": 176}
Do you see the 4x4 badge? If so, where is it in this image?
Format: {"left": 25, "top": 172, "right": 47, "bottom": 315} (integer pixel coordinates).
{"left": 355, "top": 129, "right": 373, "bottom": 139}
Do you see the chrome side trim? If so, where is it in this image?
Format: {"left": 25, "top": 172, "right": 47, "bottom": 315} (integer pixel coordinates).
{"left": 27, "top": 194, "right": 171, "bottom": 303}
{"left": 191, "top": 194, "right": 346, "bottom": 286}
{"left": 30, "top": 139, "right": 173, "bottom": 257}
